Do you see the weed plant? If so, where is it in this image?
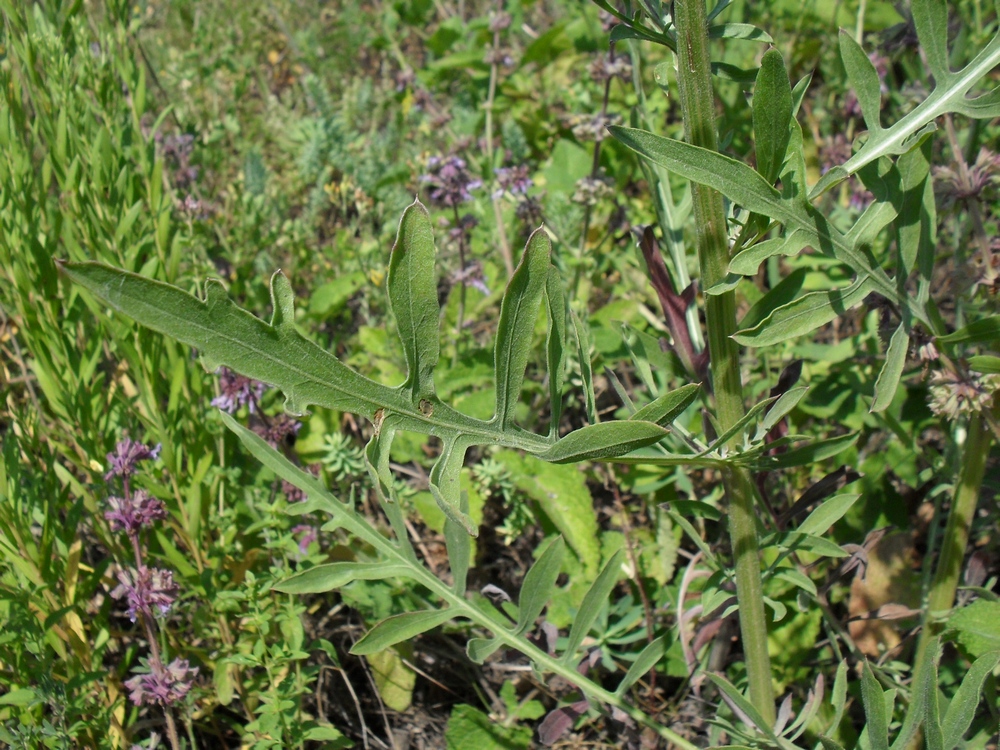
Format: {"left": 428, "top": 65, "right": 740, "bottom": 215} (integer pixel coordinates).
{"left": 2, "top": 0, "right": 1000, "bottom": 748}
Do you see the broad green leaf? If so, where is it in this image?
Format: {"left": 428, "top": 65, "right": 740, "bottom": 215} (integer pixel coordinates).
{"left": 367, "top": 646, "right": 416, "bottom": 712}
{"left": 538, "top": 421, "right": 669, "bottom": 463}
{"left": 941, "top": 651, "right": 1000, "bottom": 750}
{"left": 840, "top": 31, "right": 884, "bottom": 132}
{"left": 936, "top": 316, "right": 1000, "bottom": 346}
{"left": 497, "top": 451, "right": 600, "bottom": 574}
{"left": 615, "top": 636, "right": 666, "bottom": 697}
{"left": 733, "top": 277, "right": 875, "bottom": 347}
{"left": 860, "top": 661, "right": 889, "bottom": 750}
{"left": 871, "top": 324, "right": 910, "bottom": 413}
{"left": 514, "top": 536, "right": 565, "bottom": 636}
{"left": 351, "top": 609, "right": 456, "bottom": 655}
{"left": 948, "top": 600, "right": 1000, "bottom": 657}
{"left": 630, "top": 383, "right": 701, "bottom": 426}
{"left": 752, "top": 49, "right": 792, "bottom": 185}
{"left": 388, "top": 200, "right": 440, "bottom": 399}
{"left": 561, "top": 550, "right": 625, "bottom": 666}
{"left": 273, "top": 562, "right": 411, "bottom": 594}
{"left": 493, "top": 228, "right": 550, "bottom": 428}
{"left": 797, "top": 494, "right": 861, "bottom": 536}
{"left": 445, "top": 704, "right": 533, "bottom": 750}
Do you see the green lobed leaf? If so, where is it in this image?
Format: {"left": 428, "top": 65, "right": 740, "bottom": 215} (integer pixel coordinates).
{"left": 493, "top": 228, "right": 551, "bottom": 428}
{"left": 561, "top": 550, "right": 625, "bottom": 666}
{"left": 614, "top": 636, "right": 666, "bottom": 697}
{"left": 940, "top": 651, "right": 1000, "bottom": 750}
{"left": 629, "top": 383, "right": 701, "bottom": 426}
{"left": 59, "top": 259, "right": 550, "bottom": 455}
{"left": 350, "top": 609, "right": 457, "bottom": 656}
{"left": 273, "top": 562, "right": 412, "bottom": 594}
{"left": 514, "top": 536, "right": 565, "bottom": 636}
{"left": 537, "top": 421, "right": 669, "bottom": 463}
{"left": 752, "top": 49, "right": 792, "bottom": 185}
{"left": 871, "top": 324, "right": 910, "bottom": 413}
{"left": 860, "top": 660, "right": 889, "bottom": 750}
{"left": 388, "top": 200, "right": 441, "bottom": 399}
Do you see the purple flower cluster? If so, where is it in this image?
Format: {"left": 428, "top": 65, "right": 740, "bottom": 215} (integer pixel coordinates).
{"left": 492, "top": 165, "right": 533, "bottom": 200}
{"left": 105, "top": 489, "right": 168, "bottom": 535}
{"left": 157, "top": 132, "right": 199, "bottom": 189}
{"left": 112, "top": 565, "right": 179, "bottom": 622}
{"left": 105, "top": 439, "right": 161, "bottom": 481}
{"left": 211, "top": 367, "right": 266, "bottom": 414}
{"left": 125, "top": 658, "right": 198, "bottom": 707}
{"left": 421, "top": 156, "right": 482, "bottom": 207}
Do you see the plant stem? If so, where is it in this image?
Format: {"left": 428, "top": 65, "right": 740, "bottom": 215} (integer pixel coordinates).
{"left": 911, "top": 412, "right": 992, "bottom": 693}
{"left": 672, "top": 0, "right": 775, "bottom": 725}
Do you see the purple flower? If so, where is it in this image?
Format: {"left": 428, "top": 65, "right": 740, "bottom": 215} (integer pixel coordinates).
{"left": 105, "top": 490, "right": 167, "bottom": 535}
{"left": 292, "top": 524, "right": 318, "bottom": 553}
{"left": 105, "top": 439, "right": 161, "bottom": 481}
{"left": 112, "top": 566, "right": 178, "bottom": 622}
{"left": 492, "top": 165, "right": 533, "bottom": 200}
{"left": 211, "top": 367, "right": 266, "bottom": 414}
{"left": 420, "top": 156, "right": 482, "bottom": 207}
{"left": 125, "top": 658, "right": 198, "bottom": 707}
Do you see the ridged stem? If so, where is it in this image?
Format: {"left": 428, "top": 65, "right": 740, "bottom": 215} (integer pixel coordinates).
{"left": 673, "top": 0, "right": 776, "bottom": 724}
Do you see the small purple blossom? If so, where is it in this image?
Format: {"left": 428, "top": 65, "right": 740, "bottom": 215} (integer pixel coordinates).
{"left": 421, "top": 156, "right": 482, "bottom": 207}
{"left": 492, "top": 165, "right": 533, "bottom": 200}
{"left": 292, "top": 524, "right": 318, "bottom": 553}
{"left": 105, "top": 439, "right": 161, "bottom": 481}
{"left": 211, "top": 367, "right": 266, "bottom": 414}
{"left": 125, "top": 658, "right": 198, "bottom": 707}
{"left": 112, "top": 566, "right": 179, "bottom": 622}
{"left": 105, "top": 490, "right": 167, "bottom": 535}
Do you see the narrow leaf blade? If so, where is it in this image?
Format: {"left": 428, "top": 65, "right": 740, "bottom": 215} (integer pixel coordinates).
{"left": 871, "top": 324, "right": 909, "bottom": 413}
{"left": 351, "top": 609, "right": 456, "bottom": 655}
{"left": 860, "top": 660, "right": 889, "bottom": 750}
{"left": 538, "top": 421, "right": 669, "bottom": 464}
{"left": 388, "top": 200, "right": 441, "bottom": 398}
{"left": 515, "top": 536, "right": 565, "bottom": 635}
{"left": 561, "top": 550, "right": 625, "bottom": 664}
{"left": 273, "top": 563, "right": 411, "bottom": 594}
{"left": 753, "top": 49, "right": 792, "bottom": 185}
{"left": 615, "top": 636, "right": 666, "bottom": 697}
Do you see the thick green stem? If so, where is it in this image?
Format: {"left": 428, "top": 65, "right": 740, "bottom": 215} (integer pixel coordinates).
{"left": 673, "top": 0, "right": 776, "bottom": 724}
{"left": 912, "top": 413, "right": 991, "bottom": 688}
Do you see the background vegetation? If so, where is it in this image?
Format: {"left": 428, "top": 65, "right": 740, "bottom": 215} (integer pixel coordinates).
{"left": 1, "top": 0, "right": 998, "bottom": 748}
